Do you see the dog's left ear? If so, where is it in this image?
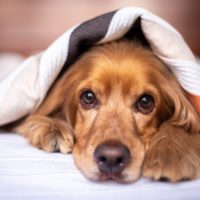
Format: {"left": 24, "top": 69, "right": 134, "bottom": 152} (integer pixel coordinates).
{"left": 34, "top": 63, "right": 89, "bottom": 127}
{"left": 160, "top": 76, "right": 200, "bottom": 134}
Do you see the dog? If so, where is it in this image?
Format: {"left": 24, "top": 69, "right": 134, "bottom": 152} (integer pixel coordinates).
{"left": 16, "top": 39, "right": 200, "bottom": 183}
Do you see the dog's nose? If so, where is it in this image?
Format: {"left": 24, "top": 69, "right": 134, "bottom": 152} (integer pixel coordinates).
{"left": 94, "top": 141, "right": 130, "bottom": 174}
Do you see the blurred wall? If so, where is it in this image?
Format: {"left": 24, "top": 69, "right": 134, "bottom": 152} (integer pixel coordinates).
{"left": 0, "top": 0, "right": 200, "bottom": 55}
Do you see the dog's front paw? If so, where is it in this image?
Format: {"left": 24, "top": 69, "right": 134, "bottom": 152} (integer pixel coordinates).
{"left": 17, "top": 116, "right": 74, "bottom": 153}
{"left": 142, "top": 125, "right": 200, "bottom": 182}
{"left": 143, "top": 141, "right": 191, "bottom": 181}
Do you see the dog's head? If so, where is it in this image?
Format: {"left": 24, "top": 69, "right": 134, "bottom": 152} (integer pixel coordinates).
{"left": 38, "top": 40, "right": 200, "bottom": 183}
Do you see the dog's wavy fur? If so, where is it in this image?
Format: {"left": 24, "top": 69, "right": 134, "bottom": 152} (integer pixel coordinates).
{"left": 16, "top": 40, "right": 200, "bottom": 183}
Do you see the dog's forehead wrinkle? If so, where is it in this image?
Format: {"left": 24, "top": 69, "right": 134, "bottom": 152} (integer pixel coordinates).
{"left": 89, "top": 68, "right": 159, "bottom": 102}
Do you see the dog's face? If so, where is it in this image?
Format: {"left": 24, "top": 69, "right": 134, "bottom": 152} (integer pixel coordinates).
{"left": 59, "top": 41, "right": 197, "bottom": 183}
{"left": 33, "top": 40, "right": 200, "bottom": 183}
{"left": 71, "top": 43, "right": 164, "bottom": 182}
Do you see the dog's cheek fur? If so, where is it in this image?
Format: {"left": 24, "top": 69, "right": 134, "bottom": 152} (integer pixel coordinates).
{"left": 72, "top": 108, "right": 101, "bottom": 181}
{"left": 133, "top": 111, "right": 159, "bottom": 149}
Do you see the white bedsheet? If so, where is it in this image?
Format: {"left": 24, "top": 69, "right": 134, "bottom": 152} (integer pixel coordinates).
{"left": 0, "top": 132, "right": 200, "bottom": 200}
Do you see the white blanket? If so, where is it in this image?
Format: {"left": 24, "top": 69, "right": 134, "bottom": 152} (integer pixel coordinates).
{"left": 1, "top": 132, "right": 200, "bottom": 200}
{"left": 0, "top": 7, "right": 200, "bottom": 126}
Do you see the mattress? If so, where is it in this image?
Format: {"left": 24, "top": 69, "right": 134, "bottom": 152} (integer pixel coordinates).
{"left": 1, "top": 132, "right": 200, "bottom": 200}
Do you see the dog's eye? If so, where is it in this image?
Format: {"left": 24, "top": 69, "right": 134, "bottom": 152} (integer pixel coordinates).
{"left": 80, "top": 90, "right": 98, "bottom": 109}
{"left": 135, "top": 94, "right": 154, "bottom": 114}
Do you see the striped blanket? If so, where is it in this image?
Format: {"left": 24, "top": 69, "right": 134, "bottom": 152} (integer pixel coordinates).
{"left": 0, "top": 7, "right": 200, "bottom": 126}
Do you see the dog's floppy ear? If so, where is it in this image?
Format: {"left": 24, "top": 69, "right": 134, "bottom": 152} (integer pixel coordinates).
{"left": 34, "top": 63, "right": 89, "bottom": 127}
{"left": 160, "top": 76, "right": 200, "bottom": 134}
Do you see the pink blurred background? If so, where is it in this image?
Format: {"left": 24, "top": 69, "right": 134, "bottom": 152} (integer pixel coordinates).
{"left": 0, "top": 0, "right": 200, "bottom": 56}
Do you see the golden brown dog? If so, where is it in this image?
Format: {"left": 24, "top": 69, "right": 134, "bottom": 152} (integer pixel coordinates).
{"left": 17, "top": 40, "right": 200, "bottom": 183}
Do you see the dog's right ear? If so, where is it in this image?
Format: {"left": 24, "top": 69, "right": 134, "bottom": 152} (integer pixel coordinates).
{"left": 34, "top": 63, "right": 89, "bottom": 127}
{"left": 159, "top": 74, "right": 200, "bottom": 134}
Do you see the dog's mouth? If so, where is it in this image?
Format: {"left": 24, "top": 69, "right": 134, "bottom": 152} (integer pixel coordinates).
{"left": 98, "top": 171, "right": 124, "bottom": 182}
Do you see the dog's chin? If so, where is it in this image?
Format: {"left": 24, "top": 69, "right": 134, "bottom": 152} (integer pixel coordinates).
{"left": 98, "top": 172, "right": 129, "bottom": 183}
{"left": 82, "top": 170, "right": 139, "bottom": 184}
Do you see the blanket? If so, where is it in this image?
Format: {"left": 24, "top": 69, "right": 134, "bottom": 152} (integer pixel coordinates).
{"left": 0, "top": 7, "right": 200, "bottom": 126}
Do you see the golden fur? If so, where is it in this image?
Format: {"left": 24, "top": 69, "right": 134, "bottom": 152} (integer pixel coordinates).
{"left": 17, "top": 40, "right": 200, "bottom": 183}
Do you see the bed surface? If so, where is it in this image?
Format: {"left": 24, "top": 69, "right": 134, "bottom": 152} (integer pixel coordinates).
{"left": 1, "top": 132, "right": 200, "bottom": 200}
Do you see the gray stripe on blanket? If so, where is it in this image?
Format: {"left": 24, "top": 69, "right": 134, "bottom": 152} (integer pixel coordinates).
{"left": 60, "top": 10, "right": 117, "bottom": 75}
{"left": 60, "top": 12, "right": 151, "bottom": 77}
